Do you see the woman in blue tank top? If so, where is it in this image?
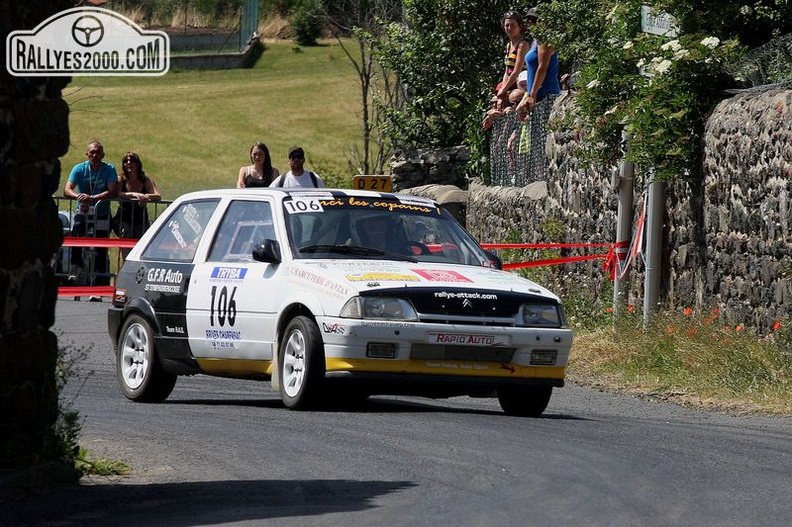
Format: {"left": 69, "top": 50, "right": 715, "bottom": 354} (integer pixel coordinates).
{"left": 515, "top": 7, "right": 561, "bottom": 183}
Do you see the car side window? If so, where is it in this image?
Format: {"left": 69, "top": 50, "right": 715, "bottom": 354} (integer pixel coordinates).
{"left": 141, "top": 200, "right": 219, "bottom": 262}
{"left": 208, "top": 200, "right": 275, "bottom": 262}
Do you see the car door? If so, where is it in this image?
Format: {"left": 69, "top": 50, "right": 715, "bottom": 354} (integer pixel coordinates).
{"left": 185, "top": 199, "right": 282, "bottom": 369}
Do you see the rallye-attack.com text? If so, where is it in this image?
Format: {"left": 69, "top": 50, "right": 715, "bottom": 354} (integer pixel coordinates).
{"left": 12, "top": 40, "right": 163, "bottom": 72}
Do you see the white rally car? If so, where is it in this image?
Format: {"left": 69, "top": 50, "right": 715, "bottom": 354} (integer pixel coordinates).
{"left": 108, "top": 188, "right": 572, "bottom": 416}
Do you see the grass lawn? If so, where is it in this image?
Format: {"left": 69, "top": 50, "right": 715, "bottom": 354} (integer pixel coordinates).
{"left": 61, "top": 39, "right": 364, "bottom": 199}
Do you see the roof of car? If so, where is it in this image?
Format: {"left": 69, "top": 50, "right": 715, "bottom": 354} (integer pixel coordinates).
{"left": 173, "top": 187, "right": 439, "bottom": 205}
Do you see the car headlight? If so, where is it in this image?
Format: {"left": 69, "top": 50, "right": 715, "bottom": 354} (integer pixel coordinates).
{"left": 517, "top": 303, "right": 563, "bottom": 327}
{"left": 340, "top": 296, "right": 418, "bottom": 321}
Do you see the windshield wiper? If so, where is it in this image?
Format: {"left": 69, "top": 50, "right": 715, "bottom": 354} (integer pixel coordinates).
{"left": 299, "top": 244, "right": 417, "bottom": 262}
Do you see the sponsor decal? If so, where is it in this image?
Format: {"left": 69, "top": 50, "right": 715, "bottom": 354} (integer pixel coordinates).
{"left": 424, "top": 362, "right": 492, "bottom": 371}
{"left": 165, "top": 325, "right": 185, "bottom": 334}
{"left": 205, "top": 328, "right": 241, "bottom": 350}
{"left": 6, "top": 7, "right": 169, "bottom": 76}
{"left": 322, "top": 322, "right": 347, "bottom": 334}
{"left": 284, "top": 198, "right": 324, "bottom": 214}
{"left": 287, "top": 268, "right": 350, "bottom": 297}
{"left": 346, "top": 272, "right": 419, "bottom": 282}
{"left": 211, "top": 267, "right": 247, "bottom": 281}
{"left": 360, "top": 321, "right": 416, "bottom": 328}
{"left": 427, "top": 333, "right": 510, "bottom": 347}
{"left": 144, "top": 268, "right": 183, "bottom": 293}
{"left": 413, "top": 269, "right": 472, "bottom": 283}
{"left": 433, "top": 291, "right": 498, "bottom": 301}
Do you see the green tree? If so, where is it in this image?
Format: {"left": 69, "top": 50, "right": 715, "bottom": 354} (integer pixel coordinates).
{"left": 536, "top": 0, "right": 792, "bottom": 181}
{"left": 377, "top": 0, "right": 513, "bottom": 159}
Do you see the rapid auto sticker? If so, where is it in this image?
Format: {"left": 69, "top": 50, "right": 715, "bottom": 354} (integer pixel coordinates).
{"left": 144, "top": 267, "right": 184, "bottom": 293}
{"left": 412, "top": 269, "right": 472, "bottom": 283}
{"left": 427, "top": 332, "right": 510, "bottom": 347}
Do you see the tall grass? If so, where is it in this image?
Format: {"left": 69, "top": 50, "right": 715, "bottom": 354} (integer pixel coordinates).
{"left": 61, "top": 40, "right": 364, "bottom": 200}
{"left": 570, "top": 308, "right": 792, "bottom": 414}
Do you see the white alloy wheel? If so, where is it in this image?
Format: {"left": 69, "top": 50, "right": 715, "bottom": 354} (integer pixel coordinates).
{"left": 282, "top": 328, "right": 307, "bottom": 398}
{"left": 120, "top": 321, "right": 150, "bottom": 390}
{"left": 278, "top": 316, "right": 325, "bottom": 409}
{"left": 116, "top": 314, "right": 177, "bottom": 402}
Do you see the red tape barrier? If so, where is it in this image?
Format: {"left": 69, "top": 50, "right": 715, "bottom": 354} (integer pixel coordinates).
{"left": 57, "top": 286, "right": 115, "bottom": 298}
{"left": 62, "top": 236, "right": 138, "bottom": 248}
{"left": 58, "top": 237, "right": 137, "bottom": 297}
{"left": 481, "top": 241, "right": 629, "bottom": 274}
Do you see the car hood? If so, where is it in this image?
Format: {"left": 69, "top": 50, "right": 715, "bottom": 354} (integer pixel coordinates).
{"left": 291, "top": 259, "right": 560, "bottom": 301}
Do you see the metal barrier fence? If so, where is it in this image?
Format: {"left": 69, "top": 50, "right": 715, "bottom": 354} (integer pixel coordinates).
{"left": 53, "top": 197, "right": 172, "bottom": 297}
{"left": 488, "top": 96, "right": 557, "bottom": 187}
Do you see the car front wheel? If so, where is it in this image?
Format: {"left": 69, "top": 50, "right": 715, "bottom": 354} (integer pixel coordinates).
{"left": 497, "top": 386, "right": 552, "bottom": 417}
{"left": 117, "top": 314, "right": 177, "bottom": 403}
{"left": 279, "top": 315, "right": 325, "bottom": 410}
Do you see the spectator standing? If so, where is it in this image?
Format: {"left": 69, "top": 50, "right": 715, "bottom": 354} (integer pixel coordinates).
{"left": 495, "top": 10, "right": 530, "bottom": 109}
{"left": 269, "top": 147, "right": 325, "bottom": 188}
{"left": 63, "top": 141, "right": 118, "bottom": 299}
{"left": 237, "top": 142, "right": 279, "bottom": 188}
{"left": 116, "top": 152, "right": 161, "bottom": 256}
{"left": 516, "top": 7, "right": 561, "bottom": 182}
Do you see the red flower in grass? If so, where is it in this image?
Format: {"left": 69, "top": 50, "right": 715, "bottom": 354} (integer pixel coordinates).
{"left": 627, "top": 304, "right": 634, "bottom": 313}
{"left": 772, "top": 320, "right": 782, "bottom": 331}
{"left": 683, "top": 307, "right": 693, "bottom": 316}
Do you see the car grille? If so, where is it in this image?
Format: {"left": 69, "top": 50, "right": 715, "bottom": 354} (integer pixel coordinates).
{"left": 410, "top": 343, "right": 516, "bottom": 362}
{"left": 417, "top": 312, "right": 518, "bottom": 326}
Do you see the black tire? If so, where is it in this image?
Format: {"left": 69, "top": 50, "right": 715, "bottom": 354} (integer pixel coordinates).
{"left": 279, "top": 315, "right": 325, "bottom": 410}
{"left": 116, "top": 314, "right": 177, "bottom": 403}
{"left": 497, "top": 386, "right": 553, "bottom": 417}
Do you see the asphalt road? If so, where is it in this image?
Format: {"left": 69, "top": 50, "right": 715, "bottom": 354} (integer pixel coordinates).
{"left": 4, "top": 299, "right": 792, "bottom": 526}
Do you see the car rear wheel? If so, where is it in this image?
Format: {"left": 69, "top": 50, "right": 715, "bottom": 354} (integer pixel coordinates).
{"left": 497, "top": 386, "right": 552, "bottom": 417}
{"left": 117, "top": 314, "right": 177, "bottom": 403}
{"left": 279, "top": 315, "right": 325, "bottom": 410}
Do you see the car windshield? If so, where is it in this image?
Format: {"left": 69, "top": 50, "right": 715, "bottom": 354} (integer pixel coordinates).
{"left": 283, "top": 194, "right": 493, "bottom": 266}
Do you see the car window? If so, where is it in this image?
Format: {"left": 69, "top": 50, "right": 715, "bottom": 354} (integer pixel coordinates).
{"left": 208, "top": 200, "right": 275, "bottom": 263}
{"left": 283, "top": 195, "right": 492, "bottom": 266}
{"left": 141, "top": 200, "right": 219, "bottom": 262}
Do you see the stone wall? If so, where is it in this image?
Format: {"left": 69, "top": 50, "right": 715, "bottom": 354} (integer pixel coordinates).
{"left": 1, "top": 1, "right": 73, "bottom": 468}
{"left": 391, "top": 146, "right": 470, "bottom": 192}
{"left": 463, "top": 89, "right": 792, "bottom": 332}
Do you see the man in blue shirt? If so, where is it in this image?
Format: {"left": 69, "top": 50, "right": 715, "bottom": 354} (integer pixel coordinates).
{"left": 63, "top": 141, "right": 118, "bottom": 299}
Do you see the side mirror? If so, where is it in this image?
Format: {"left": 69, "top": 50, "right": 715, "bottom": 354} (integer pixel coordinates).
{"left": 484, "top": 250, "right": 502, "bottom": 270}
{"left": 252, "top": 239, "right": 281, "bottom": 264}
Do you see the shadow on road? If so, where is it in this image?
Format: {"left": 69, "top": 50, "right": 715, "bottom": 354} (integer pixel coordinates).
{"left": 163, "top": 395, "right": 588, "bottom": 420}
{"left": 3, "top": 478, "right": 416, "bottom": 526}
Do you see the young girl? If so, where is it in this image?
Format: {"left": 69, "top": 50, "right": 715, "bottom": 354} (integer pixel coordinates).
{"left": 116, "top": 152, "right": 161, "bottom": 250}
{"left": 494, "top": 10, "right": 530, "bottom": 110}
{"left": 237, "top": 142, "right": 279, "bottom": 188}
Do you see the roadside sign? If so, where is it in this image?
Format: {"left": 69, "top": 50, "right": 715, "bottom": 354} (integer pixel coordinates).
{"left": 352, "top": 175, "right": 393, "bottom": 192}
{"left": 640, "top": 5, "right": 678, "bottom": 37}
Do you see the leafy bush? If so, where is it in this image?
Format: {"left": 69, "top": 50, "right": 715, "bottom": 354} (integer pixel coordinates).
{"left": 376, "top": 0, "right": 512, "bottom": 157}
{"left": 290, "top": 0, "right": 324, "bottom": 46}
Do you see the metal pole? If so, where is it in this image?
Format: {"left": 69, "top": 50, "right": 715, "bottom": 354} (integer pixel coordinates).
{"left": 643, "top": 175, "right": 665, "bottom": 326}
{"left": 613, "top": 131, "right": 635, "bottom": 315}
